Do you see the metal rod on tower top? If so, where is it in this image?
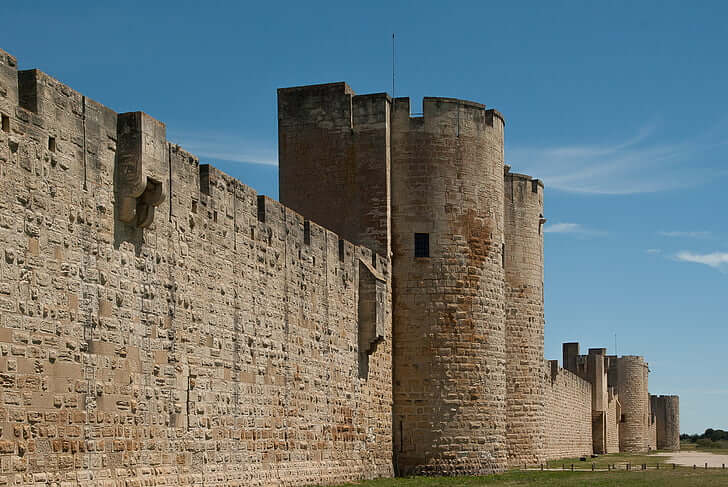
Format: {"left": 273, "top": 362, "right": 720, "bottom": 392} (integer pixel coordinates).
{"left": 392, "top": 33, "right": 395, "bottom": 97}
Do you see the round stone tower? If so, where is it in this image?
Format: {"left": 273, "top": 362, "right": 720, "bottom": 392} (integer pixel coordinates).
{"left": 390, "top": 97, "right": 507, "bottom": 475}
{"left": 503, "top": 170, "right": 546, "bottom": 466}
{"left": 652, "top": 395, "right": 680, "bottom": 451}
{"left": 617, "top": 356, "right": 650, "bottom": 452}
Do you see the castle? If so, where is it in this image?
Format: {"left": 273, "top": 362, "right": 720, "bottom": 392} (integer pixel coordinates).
{"left": 0, "top": 48, "right": 678, "bottom": 486}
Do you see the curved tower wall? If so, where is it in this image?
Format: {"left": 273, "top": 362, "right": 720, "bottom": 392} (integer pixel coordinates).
{"left": 617, "top": 356, "right": 650, "bottom": 452}
{"left": 391, "top": 97, "right": 507, "bottom": 475}
{"left": 504, "top": 171, "right": 545, "bottom": 466}
{"left": 652, "top": 395, "right": 680, "bottom": 450}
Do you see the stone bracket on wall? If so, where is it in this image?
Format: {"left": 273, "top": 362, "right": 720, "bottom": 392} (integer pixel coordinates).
{"left": 116, "top": 112, "right": 167, "bottom": 228}
{"left": 358, "top": 256, "right": 386, "bottom": 378}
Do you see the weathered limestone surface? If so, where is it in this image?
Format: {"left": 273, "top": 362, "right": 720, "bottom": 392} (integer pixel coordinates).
{"left": 390, "top": 98, "right": 508, "bottom": 475}
{"left": 651, "top": 395, "right": 680, "bottom": 451}
{"left": 616, "top": 356, "right": 650, "bottom": 453}
{"left": 0, "top": 48, "right": 684, "bottom": 484}
{"left": 504, "top": 171, "right": 545, "bottom": 467}
{"left": 0, "top": 48, "right": 392, "bottom": 487}
{"left": 543, "top": 361, "right": 593, "bottom": 460}
{"left": 605, "top": 391, "right": 620, "bottom": 453}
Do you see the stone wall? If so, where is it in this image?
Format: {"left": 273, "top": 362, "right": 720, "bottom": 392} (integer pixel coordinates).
{"left": 503, "top": 171, "right": 545, "bottom": 467}
{"left": 277, "top": 83, "right": 391, "bottom": 258}
{"left": 617, "top": 356, "right": 649, "bottom": 452}
{"left": 390, "top": 97, "right": 508, "bottom": 475}
{"left": 0, "top": 48, "right": 393, "bottom": 487}
{"left": 544, "top": 361, "right": 593, "bottom": 460}
{"left": 605, "top": 392, "right": 620, "bottom": 453}
{"left": 651, "top": 395, "right": 680, "bottom": 451}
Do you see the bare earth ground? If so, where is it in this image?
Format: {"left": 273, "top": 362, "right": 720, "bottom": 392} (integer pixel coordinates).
{"left": 656, "top": 450, "right": 728, "bottom": 468}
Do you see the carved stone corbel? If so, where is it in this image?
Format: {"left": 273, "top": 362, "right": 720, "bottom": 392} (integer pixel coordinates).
{"left": 116, "top": 112, "right": 167, "bottom": 228}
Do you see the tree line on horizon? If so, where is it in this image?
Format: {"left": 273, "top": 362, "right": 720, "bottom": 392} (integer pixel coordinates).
{"left": 681, "top": 428, "right": 728, "bottom": 448}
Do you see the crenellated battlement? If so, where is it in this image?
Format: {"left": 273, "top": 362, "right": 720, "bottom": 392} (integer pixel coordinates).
{"left": 392, "top": 95, "right": 504, "bottom": 136}
{"left": 0, "top": 49, "right": 386, "bottom": 271}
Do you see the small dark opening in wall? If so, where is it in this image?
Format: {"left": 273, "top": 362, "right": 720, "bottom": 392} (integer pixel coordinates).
{"left": 338, "top": 239, "right": 345, "bottom": 262}
{"left": 312, "top": 256, "right": 316, "bottom": 266}
{"left": 257, "top": 195, "right": 266, "bottom": 223}
{"left": 620, "top": 414, "right": 626, "bottom": 423}
{"left": 414, "top": 233, "right": 429, "bottom": 258}
{"left": 1, "top": 114, "right": 9, "bottom": 133}
{"left": 213, "top": 210, "right": 218, "bottom": 223}
{"left": 191, "top": 200, "right": 198, "bottom": 214}
{"left": 303, "top": 220, "right": 311, "bottom": 245}
{"left": 372, "top": 253, "right": 377, "bottom": 269}
{"left": 531, "top": 179, "right": 539, "bottom": 193}
{"left": 250, "top": 227, "right": 254, "bottom": 240}
{"left": 502, "top": 243, "right": 506, "bottom": 267}
{"left": 48, "top": 136, "right": 56, "bottom": 152}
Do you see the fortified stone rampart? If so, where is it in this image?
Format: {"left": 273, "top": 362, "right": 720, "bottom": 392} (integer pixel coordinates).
{"left": 504, "top": 169, "right": 545, "bottom": 466}
{"left": 605, "top": 389, "right": 620, "bottom": 453}
{"left": 651, "top": 395, "right": 680, "bottom": 451}
{"left": 543, "top": 361, "right": 593, "bottom": 460}
{"left": 0, "top": 48, "right": 393, "bottom": 487}
{"left": 615, "top": 356, "right": 650, "bottom": 452}
{"left": 389, "top": 96, "right": 508, "bottom": 475}
{"left": 0, "top": 46, "right": 685, "bottom": 485}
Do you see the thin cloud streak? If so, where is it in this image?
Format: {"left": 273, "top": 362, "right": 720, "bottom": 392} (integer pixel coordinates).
{"left": 543, "top": 222, "right": 604, "bottom": 236}
{"left": 169, "top": 131, "right": 278, "bottom": 166}
{"left": 659, "top": 231, "right": 712, "bottom": 239}
{"left": 674, "top": 251, "right": 728, "bottom": 271}
{"left": 646, "top": 248, "right": 662, "bottom": 254}
{"left": 508, "top": 122, "right": 728, "bottom": 195}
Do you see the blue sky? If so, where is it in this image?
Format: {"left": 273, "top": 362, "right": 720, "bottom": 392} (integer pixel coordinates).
{"left": 6, "top": 1, "right": 726, "bottom": 434}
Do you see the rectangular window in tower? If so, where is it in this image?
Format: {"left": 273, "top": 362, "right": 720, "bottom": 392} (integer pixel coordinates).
{"left": 414, "top": 233, "right": 430, "bottom": 258}
{"left": 502, "top": 243, "right": 506, "bottom": 267}
{"left": 1, "top": 114, "right": 9, "bottom": 133}
{"left": 48, "top": 136, "right": 56, "bottom": 152}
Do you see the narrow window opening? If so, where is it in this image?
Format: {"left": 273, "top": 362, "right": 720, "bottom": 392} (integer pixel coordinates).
{"left": 312, "top": 256, "right": 316, "bottom": 266}
{"left": 371, "top": 253, "right": 377, "bottom": 269}
{"left": 502, "top": 243, "right": 506, "bottom": 267}
{"left": 1, "top": 114, "right": 9, "bottom": 133}
{"left": 213, "top": 210, "right": 218, "bottom": 223}
{"left": 250, "top": 227, "right": 255, "bottom": 240}
{"left": 298, "top": 249, "right": 301, "bottom": 260}
{"left": 303, "top": 220, "right": 311, "bottom": 245}
{"left": 338, "top": 239, "right": 345, "bottom": 262}
{"left": 48, "top": 136, "right": 56, "bottom": 152}
{"left": 414, "top": 233, "right": 429, "bottom": 258}
{"left": 191, "top": 200, "right": 198, "bottom": 214}
{"left": 620, "top": 414, "right": 626, "bottom": 423}
{"left": 257, "top": 195, "right": 266, "bottom": 223}
{"left": 531, "top": 179, "right": 539, "bottom": 193}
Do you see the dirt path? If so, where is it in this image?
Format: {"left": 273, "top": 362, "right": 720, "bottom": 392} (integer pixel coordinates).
{"left": 656, "top": 451, "right": 728, "bottom": 468}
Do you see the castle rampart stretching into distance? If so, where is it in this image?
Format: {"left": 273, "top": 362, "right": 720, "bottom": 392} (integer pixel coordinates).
{"left": 0, "top": 47, "right": 679, "bottom": 486}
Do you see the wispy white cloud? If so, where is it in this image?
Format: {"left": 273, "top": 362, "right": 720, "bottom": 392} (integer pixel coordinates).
{"left": 508, "top": 122, "right": 728, "bottom": 195}
{"left": 543, "top": 222, "right": 604, "bottom": 236}
{"left": 659, "top": 231, "right": 712, "bottom": 239}
{"left": 168, "top": 131, "right": 278, "bottom": 166}
{"left": 674, "top": 251, "right": 728, "bottom": 271}
{"left": 646, "top": 248, "right": 662, "bottom": 254}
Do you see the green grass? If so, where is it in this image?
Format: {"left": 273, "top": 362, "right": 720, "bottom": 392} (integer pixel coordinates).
{"left": 314, "top": 451, "right": 728, "bottom": 487}
{"left": 545, "top": 451, "right": 668, "bottom": 470}
{"left": 323, "top": 469, "right": 728, "bottom": 487}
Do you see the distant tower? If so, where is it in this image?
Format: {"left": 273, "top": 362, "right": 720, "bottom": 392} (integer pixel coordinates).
{"left": 651, "top": 395, "right": 680, "bottom": 451}
{"left": 617, "top": 356, "right": 650, "bottom": 452}
{"left": 390, "top": 97, "right": 507, "bottom": 474}
{"left": 503, "top": 170, "right": 546, "bottom": 466}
